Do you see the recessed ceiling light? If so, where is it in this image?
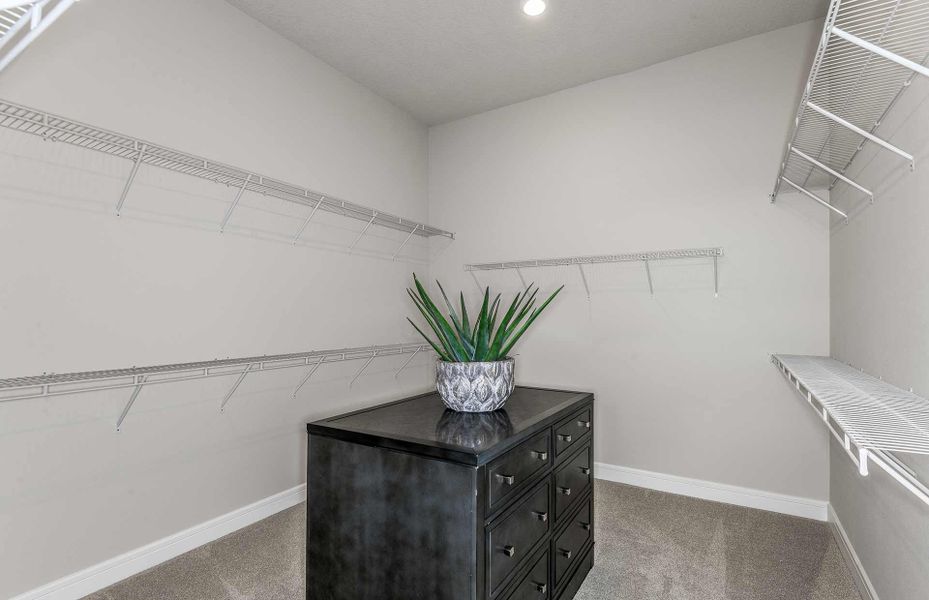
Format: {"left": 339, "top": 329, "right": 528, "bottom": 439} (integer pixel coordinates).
{"left": 523, "top": 0, "right": 546, "bottom": 17}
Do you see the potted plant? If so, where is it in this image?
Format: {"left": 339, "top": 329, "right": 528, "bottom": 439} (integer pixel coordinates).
{"left": 407, "top": 274, "right": 563, "bottom": 412}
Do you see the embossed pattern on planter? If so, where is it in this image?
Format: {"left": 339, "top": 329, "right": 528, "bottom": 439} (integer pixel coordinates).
{"left": 436, "top": 359, "right": 515, "bottom": 412}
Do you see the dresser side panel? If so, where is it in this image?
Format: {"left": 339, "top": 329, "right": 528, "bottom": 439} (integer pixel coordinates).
{"left": 307, "top": 435, "right": 478, "bottom": 600}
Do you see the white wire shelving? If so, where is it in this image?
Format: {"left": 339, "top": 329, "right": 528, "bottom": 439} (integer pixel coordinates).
{"left": 0, "top": 342, "right": 432, "bottom": 430}
{"left": 465, "top": 247, "right": 723, "bottom": 298}
{"left": 771, "top": 0, "right": 929, "bottom": 220}
{"left": 773, "top": 354, "right": 929, "bottom": 507}
{"left": 0, "top": 98, "right": 454, "bottom": 251}
{"left": 0, "top": 0, "right": 74, "bottom": 73}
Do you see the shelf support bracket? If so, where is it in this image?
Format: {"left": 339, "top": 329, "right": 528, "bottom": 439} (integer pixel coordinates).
{"left": 348, "top": 213, "right": 377, "bottom": 252}
{"left": 220, "top": 174, "right": 251, "bottom": 233}
{"left": 577, "top": 264, "right": 590, "bottom": 301}
{"left": 858, "top": 448, "right": 869, "bottom": 477}
{"left": 644, "top": 259, "right": 654, "bottom": 295}
{"left": 293, "top": 196, "right": 324, "bottom": 245}
{"left": 394, "top": 347, "right": 421, "bottom": 378}
{"left": 871, "top": 450, "right": 929, "bottom": 506}
{"left": 116, "top": 375, "right": 147, "bottom": 432}
{"left": 789, "top": 147, "right": 873, "bottom": 201}
{"left": 806, "top": 102, "right": 914, "bottom": 168}
{"left": 116, "top": 143, "right": 147, "bottom": 216}
{"left": 713, "top": 256, "right": 719, "bottom": 298}
{"left": 515, "top": 267, "right": 529, "bottom": 290}
{"left": 292, "top": 355, "right": 325, "bottom": 398}
{"left": 780, "top": 177, "right": 848, "bottom": 222}
{"left": 471, "top": 271, "right": 482, "bottom": 293}
{"left": 392, "top": 225, "right": 419, "bottom": 261}
{"left": 220, "top": 364, "right": 253, "bottom": 411}
{"left": 349, "top": 350, "right": 378, "bottom": 387}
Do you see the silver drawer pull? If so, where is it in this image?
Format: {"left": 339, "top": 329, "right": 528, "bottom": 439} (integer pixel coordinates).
{"left": 578, "top": 420, "right": 591, "bottom": 429}
{"left": 532, "top": 510, "right": 548, "bottom": 522}
{"left": 531, "top": 450, "right": 548, "bottom": 461}
{"left": 558, "top": 433, "right": 573, "bottom": 443}
{"left": 558, "top": 548, "right": 573, "bottom": 559}
{"left": 496, "top": 474, "right": 515, "bottom": 485}
{"left": 535, "top": 582, "right": 547, "bottom": 594}
{"left": 579, "top": 466, "right": 591, "bottom": 476}
{"left": 503, "top": 545, "right": 516, "bottom": 557}
{"left": 558, "top": 486, "right": 572, "bottom": 496}
{"left": 580, "top": 521, "right": 591, "bottom": 531}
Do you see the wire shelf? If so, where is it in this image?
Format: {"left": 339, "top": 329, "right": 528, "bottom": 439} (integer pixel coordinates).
{"left": 0, "top": 342, "right": 432, "bottom": 429}
{"left": 772, "top": 0, "right": 929, "bottom": 216}
{"left": 773, "top": 354, "right": 929, "bottom": 506}
{"left": 465, "top": 247, "right": 723, "bottom": 271}
{"left": 0, "top": 4, "right": 32, "bottom": 37}
{"left": 0, "top": 98, "right": 455, "bottom": 241}
{"left": 0, "top": 1, "right": 75, "bottom": 73}
{"left": 465, "top": 247, "right": 723, "bottom": 298}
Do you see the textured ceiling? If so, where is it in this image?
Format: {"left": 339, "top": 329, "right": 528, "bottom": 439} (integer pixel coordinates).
{"left": 227, "top": 0, "right": 828, "bottom": 125}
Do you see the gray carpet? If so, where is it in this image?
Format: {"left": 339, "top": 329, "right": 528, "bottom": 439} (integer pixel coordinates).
{"left": 84, "top": 480, "right": 861, "bottom": 600}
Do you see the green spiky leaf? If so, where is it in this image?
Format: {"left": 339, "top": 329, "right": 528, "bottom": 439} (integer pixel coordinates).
{"left": 405, "top": 275, "right": 563, "bottom": 363}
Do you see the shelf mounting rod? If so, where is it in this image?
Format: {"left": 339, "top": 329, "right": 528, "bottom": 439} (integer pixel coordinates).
{"left": 116, "top": 143, "right": 147, "bottom": 216}
{"left": 789, "top": 146, "right": 873, "bottom": 200}
{"left": 116, "top": 375, "right": 147, "bottom": 432}
{"left": 780, "top": 177, "right": 848, "bottom": 221}
{"left": 348, "top": 213, "right": 377, "bottom": 252}
{"left": 220, "top": 174, "right": 252, "bottom": 233}
{"left": 349, "top": 350, "right": 378, "bottom": 387}
{"left": 394, "top": 347, "right": 421, "bottom": 378}
{"left": 220, "top": 364, "right": 253, "bottom": 411}
{"left": 577, "top": 264, "right": 590, "bottom": 301}
{"left": 806, "top": 102, "right": 914, "bottom": 167}
{"left": 292, "top": 355, "right": 325, "bottom": 398}
{"left": 293, "top": 196, "right": 324, "bottom": 245}
{"left": 392, "top": 224, "right": 419, "bottom": 261}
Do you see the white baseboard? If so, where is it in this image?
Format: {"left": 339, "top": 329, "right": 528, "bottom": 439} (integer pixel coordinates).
{"left": 11, "top": 484, "right": 307, "bottom": 600}
{"left": 595, "top": 461, "right": 828, "bottom": 521}
{"left": 828, "top": 504, "right": 879, "bottom": 600}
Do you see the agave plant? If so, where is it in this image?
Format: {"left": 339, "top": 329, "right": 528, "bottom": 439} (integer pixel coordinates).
{"left": 407, "top": 274, "right": 563, "bottom": 362}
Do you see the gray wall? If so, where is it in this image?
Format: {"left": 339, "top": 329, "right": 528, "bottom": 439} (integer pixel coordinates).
{"left": 0, "top": 0, "right": 434, "bottom": 596}
{"left": 428, "top": 21, "right": 832, "bottom": 501}
{"left": 829, "top": 71, "right": 929, "bottom": 600}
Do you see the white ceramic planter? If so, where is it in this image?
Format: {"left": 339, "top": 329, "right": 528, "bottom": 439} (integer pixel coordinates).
{"left": 435, "top": 358, "right": 515, "bottom": 412}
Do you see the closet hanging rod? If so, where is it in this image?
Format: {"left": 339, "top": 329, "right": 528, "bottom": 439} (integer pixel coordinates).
{"left": 770, "top": 0, "right": 929, "bottom": 211}
{"left": 772, "top": 354, "right": 929, "bottom": 507}
{"left": 0, "top": 342, "right": 431, "bottom": 406}
{"left": 0, "top": 98, "right": 455, "bottom": 239}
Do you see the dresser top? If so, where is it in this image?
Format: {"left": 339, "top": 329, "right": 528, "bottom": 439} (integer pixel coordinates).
{"left": 307, "top": 386, "right": 593, "bottom": 465}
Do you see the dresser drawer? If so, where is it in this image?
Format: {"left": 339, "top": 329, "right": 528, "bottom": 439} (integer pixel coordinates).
{"left": 503, "top": 548, "right": 550, "bottom": 600}
{"left": 553, "top": 443, "right": 592, "bottom": 520}
{"left": 488, "top": 483, "right": 551, "bottom": 595}
{"left": 555, "top": 544, "right": 593, "bottom": 600}
{"left": 488, "top": 430, "right": 552, "bottom": 511}
{"left": 554, "top": 407, "right": 592, "bottom": 457}
{"left": 553, "top": 498, "right": 592, "bottom": 587}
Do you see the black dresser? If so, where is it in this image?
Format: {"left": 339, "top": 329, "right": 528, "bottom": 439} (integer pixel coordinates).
{"left": 306, "top": 386, "right": 595, "bottom": 600}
